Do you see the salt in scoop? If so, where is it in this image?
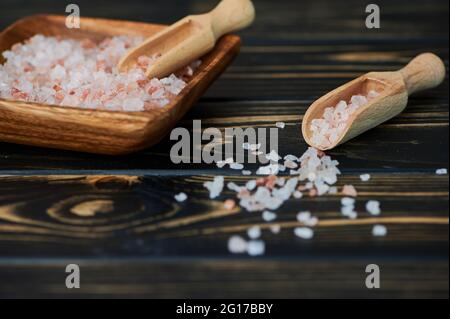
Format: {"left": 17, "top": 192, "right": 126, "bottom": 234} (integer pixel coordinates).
{"left": 302, "top": 53, "right": 446, "bottom": 150}
{"left": 118, "top": 0, "right": 255, "bottom": 79}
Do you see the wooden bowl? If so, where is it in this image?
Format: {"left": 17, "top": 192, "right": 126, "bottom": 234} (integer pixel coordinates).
{"left": 0, "top": 15, "right": 241, "bottom": 155}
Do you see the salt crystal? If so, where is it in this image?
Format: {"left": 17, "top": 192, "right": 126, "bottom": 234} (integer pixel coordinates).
{"left": 204, "top": 176, "right": 224, "bottom": 199}
{"left": 270, "top": 224, "right": 281, "bottom": 234}
{"left": 262, "top": 210, "right": 277, "bottom": 222}
{"left": 360, "top": 173, "right": 371, "bottom": 182}
{"left": 230, "top": 162, "right": 244, "bottom": 170}
{"left": 284, "top": 154, "right": 299, "bottom": 162}
{"left": 246, "top": 180, "right": 257, "bottom": 191}
{"left": 228, "top": 235, "right": 248, "bottom": 254}
{"left": 275, "top": 121, "right": 286, "bottom": 129}
{"left": 174, "top": 192, "right": 187, "bottom": 202}
{"left": 224, "top": 199, "right": 236, "bottom": 210}
{"left": 247, "top": 225, "right": 261, "bottom": 239}
{"left": 372, "top": 225, "right": 387, "bottom": 237}
{"left": 265, "top": 150, "right": 281, "bottom": 162}
{"left": 242, "top": 170, "right": 252, "bottom": 176}
{"left": 342, "top": 185, "right": 358, "bottom": 197}
{"left": 217, "top": 157, "right": 234, "bottom": 168}
{"left": 341, "top": 197, "right": 355, "bottom": 206}
{"left": 294, "top": 227, "right": 314, "bottom": 239}
{"left": 247, "top": 240, "right": 265, "bottom": 256}
{"left": 436, "top": 168, "right": 448, "bottom": 175}
{"left": 293, "top": 190, "right": 303, "bottom": 199}
{"left": 366, "top": 200, "right": 381, "bottom": 215}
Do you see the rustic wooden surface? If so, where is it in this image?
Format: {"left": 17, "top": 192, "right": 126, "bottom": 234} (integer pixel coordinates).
{"left": 0, "top": 0, "right": 448, "bottom": 298}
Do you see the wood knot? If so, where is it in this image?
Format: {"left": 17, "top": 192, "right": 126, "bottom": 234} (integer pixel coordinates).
{"left": 70, "top": 199, "right": 114, "bottom": 217}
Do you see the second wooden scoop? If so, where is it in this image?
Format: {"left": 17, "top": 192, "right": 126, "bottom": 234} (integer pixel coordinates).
{"left": 302, "top": 53, "right": 446, "bottom": 150}
{"left": 118, "top": 0, "right": 255, "bottom": 79}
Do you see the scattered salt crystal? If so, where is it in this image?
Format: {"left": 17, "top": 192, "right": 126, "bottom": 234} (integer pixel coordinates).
{"left": 270, "top": 224, "right": 281, "bottom": 234}
{"left": 297, "top": 211, "right": 319, "bottom": 226}
{"left": 227, "top": 182, "right": 242, "bottom": 193}
{"left": 256, "top": 163, "right": 281, "bottom": 175}
{"left": 224, "top": 199, "right": 236, "bottom": 210}
{"left": 294, "top": 227, "right": 314, "bottom": 239}
{"left": 360, "top": 174, "right": 371, "bottom": 182}
{"left": 247, "top": 225, "right": 261, "bottom": 239}
{"left": 342, "top": 185, "right": 358, "bottom": 197}
{"left": 341, "top": 197, "right": 355, "bottom": 206}
{"left": 230, "top": 162, "right": 244, "bottom": 170}
{"left": 436, "top": 168, "right": 448, "bottom": 175}
{"left": 275, "top": 121, "right": 286, "bottom": 129}
{"left": 366, "top": 200, "right": 381, "bottom": 215}
{"left": 284, "top": 159, "right": 298, "bottom": 169}
{"left": 246, "top": 240, "right": 265, "bottom": 256}
{"left": 284, "top": 154, "right": 299, "bottom": 162}
{"left": 228, "top": 235, "right": 248, "bottom": 254}
{"left": 262, "top": 210, "right": 277, "bottom": 222}
{"left": 204, "top": 176, "right": 224, "bottom": 199}
{"left": 265, "top": 150, "right": 281, "bottom": 162}
{"left": 372, "top": 225, "right": 387, "bottom": 237}
{"left": 249, "top": 143, "right": 261, "bottom": 151}
{"left": 293, "top": 190, "right": 303, "bottom": 199}
{"left": 245, "top": 180, "right": 257, "bottom": 191}
{"left": 174, "top": 192, "right": 187, "bottom": 202}
{"left": 216, "top": 157, "right": 233, "bottom": 168}
{"left": 242, "top": 170, "right": 252, "bottom": 176}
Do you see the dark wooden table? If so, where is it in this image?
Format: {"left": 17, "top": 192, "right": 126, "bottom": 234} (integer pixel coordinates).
{"left": 0, "top": 0, "right": 448, "bottom": 298}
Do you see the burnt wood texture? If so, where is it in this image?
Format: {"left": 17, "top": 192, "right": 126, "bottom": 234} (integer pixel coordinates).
{"left": 0, "top": 0, "right": 448, "bottom": 298}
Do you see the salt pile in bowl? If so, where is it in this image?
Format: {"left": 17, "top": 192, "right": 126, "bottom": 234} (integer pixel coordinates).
{"left": 0, "top": 35, "right": 201, "bottom": 112}
{"left": 310, "top": 90, "right": 380, "bottom": 148}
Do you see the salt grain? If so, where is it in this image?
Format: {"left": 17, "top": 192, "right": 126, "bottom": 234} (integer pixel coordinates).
{"left": 247, "top": 225, "right": 262, "bottom": 239}
{"left": 360, "top": 173, "right": 371, "bottom": 182}
{"left": 294, "top": 227, "right": 314, "bottom": 239}
{"left": 436, "top": 168, "right": 448, "bottom": 175}
{"left": 228, "top": 235, "right": 248, "bottom": 254}
{"left": 275, "top": 121, "right": 286, "bottom": 129}
{"left": 270, "top": 224, "right": 281, "bottom": 234}
{"left": 230, "top": 162, "right": 244, "bottom": 170}
{"left": 174, "top": 192, "right": 187, "bottom": 202}
{"left": 262, "top": 210, "right": 277, "bottom": 222}
{"left": 247, "top": 240, "right": 265, "bottom": 256}
{"left": 224, "top": 199, "right": 236, "bottom": 210}
{"left": 372, "top": 224, "right": 387, "bottom": 237}
{"left": 342, "top": 185, "right": 358, "bottom": 197}
{"left": 366, "top": 200, "right": 381, "bottom": 215}
{"left": 204, "top": 176, "right": 224, "bottom": 199}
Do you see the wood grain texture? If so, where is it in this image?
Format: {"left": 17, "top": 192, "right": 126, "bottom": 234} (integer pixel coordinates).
{"left": 0, "top": 15, "right": 241, "bottom": 154}
{"left": 0, "top": 0, "right": 448, "bottom": 298}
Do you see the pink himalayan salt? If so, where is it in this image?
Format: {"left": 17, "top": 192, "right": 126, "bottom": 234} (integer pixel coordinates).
{"left": 224, "top": 199, "right": 236, "bottom": 210}
{"left": 342, "top": 184, "right": 358, "bottom": 197}
{"left": 0, "top": 34, "right": 200, "bottom": 112}
{"left": 310, "top": 91, "right": 380, "bottom": 148}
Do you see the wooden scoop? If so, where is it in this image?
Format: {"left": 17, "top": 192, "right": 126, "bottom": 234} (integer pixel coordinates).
{"left": 302, "top": 53, "right": 446, "bottom": 150}
{"left": 118, "top": 0, "right": 255, "bottom": 79}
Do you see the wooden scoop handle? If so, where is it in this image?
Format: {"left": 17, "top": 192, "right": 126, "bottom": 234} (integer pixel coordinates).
{"left": 210, "top": 0, "right": 255, "bottom": 38}
{"left": 400, "top": 53, "right": 446, "bottom": 95}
